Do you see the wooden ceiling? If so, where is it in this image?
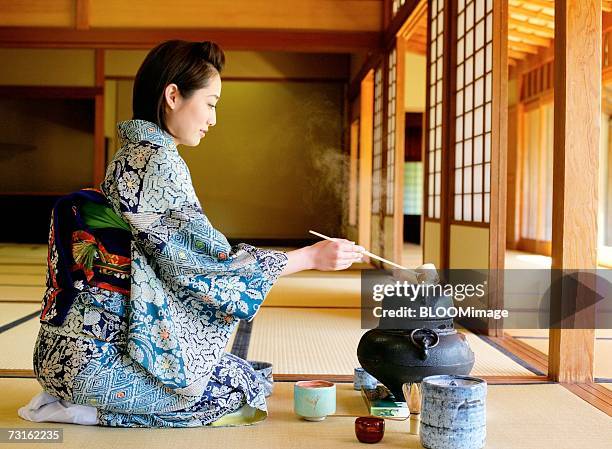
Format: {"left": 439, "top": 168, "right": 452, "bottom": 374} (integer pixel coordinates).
{"left": 508, "top": 0, "right": 554, "bottom": 63}
{"left": 401, "top": 1, "right": 612, "bottom": 65}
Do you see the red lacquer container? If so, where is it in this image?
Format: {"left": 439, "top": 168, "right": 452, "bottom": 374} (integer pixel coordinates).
{"left": 355, "top": 417, "right": 385, "bottom": 443}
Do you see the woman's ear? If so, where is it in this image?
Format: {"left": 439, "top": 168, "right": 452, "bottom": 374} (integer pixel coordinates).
{"left": 164, "top": 83, "right": 180, "bottom": 110}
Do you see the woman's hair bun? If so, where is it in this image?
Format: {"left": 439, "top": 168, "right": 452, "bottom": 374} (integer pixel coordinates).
{"left": 200, "top": 41, "right": 225, "bottom": 73}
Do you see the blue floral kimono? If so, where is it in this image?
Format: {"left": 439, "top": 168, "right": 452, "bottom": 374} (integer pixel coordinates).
{"left": 33, "top": 119, "right": 288, "bottom": 427}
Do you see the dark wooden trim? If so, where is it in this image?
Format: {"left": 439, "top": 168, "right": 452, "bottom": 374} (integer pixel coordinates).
{"left": 348, "top": 51, "right": 384, "bottom": 102}
{"left": 383, "top": 0, "right": 393, "bottom": 29}
{"left": 380, "top": 51, "right": 390, "bottom": 259}
{"left": 75, "top": 0, "right": 90, "bottom": 31}
{"left": 274, "top": 373, "right": 550, "bottom": 385}
{"left": 0, "top": 191, "right": 70, "bottom": 196}
{"left": 384, "top": 0, "right": 421, "bottom": 47}
{"left": 0, "top": 27, "right": 381, "bottom": 53}
{"left": 449, "top": 220, "right": 491, "bottom": 229}
{"left": 106, "top": 75, "right": 349, "bottom": 83}
{"left": 0, "top": 85, "right": 101, "bottom": 99}
{"left": 562, "top": 383, "right": 612, "bottom": 417}
{"left": 440, "top": 0, "right": 454, "bottom": 269}
{"left": 0, "top": 369, "right": 35, "bottom": 378}
{"left": 348, "top": 0, "right": 422, "bottom": 101}
{"left": 422, "top": 3, "right": 433, "bottom": 265}
{"left": 93, "top": 49, "right": 105, "bottom": 188}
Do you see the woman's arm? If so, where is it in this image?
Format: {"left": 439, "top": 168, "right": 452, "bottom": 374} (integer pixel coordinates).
{"left": 280, "top": 239, "right": 365, "bottom": 277}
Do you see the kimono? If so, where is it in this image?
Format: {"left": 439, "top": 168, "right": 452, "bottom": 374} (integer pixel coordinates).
{"left": 32, "top": 119, "right": 288, "bottom": 427}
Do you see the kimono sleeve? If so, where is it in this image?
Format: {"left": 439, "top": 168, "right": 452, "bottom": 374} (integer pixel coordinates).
{"left": 103, "top": 145, "right": 288, "bottom": 321}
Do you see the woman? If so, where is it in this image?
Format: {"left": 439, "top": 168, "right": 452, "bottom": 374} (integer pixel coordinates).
{"left": 20, "top": 40, "right": 364, "bottom": 428}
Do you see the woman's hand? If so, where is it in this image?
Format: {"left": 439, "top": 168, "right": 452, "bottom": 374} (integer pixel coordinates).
{"left": 309, "top": 239, "right": 365, "bottom": 271}
{"left": 280, "top": 239, "right": 366, "bottom": 276}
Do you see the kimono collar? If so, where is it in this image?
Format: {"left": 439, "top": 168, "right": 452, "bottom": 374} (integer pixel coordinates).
{"left": 117, "top": 119, "right": 177, "bottom": 150}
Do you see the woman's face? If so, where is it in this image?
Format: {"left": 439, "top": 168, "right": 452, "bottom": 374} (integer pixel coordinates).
{"left": 164, "top": 73, "right": 221, "bottom": 146}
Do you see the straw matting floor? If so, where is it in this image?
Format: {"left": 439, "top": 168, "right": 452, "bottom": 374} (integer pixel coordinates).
{"left": 513, "top": 337, "right": 612, "bottom": 380}
{"left": 0, "top": 310, "right": 238, "bottom": 374}
{"left": 247, "top": 307, "right": 536, "bottom": 376}
{"left": 1, "top": 379, "right": 611, "bottom": 449}
{"left": 0, "top": 305, "right": 538, "bottom": 377}
{"left": 265, "top": 271, "right": 361, "bottom": 308}
{"left": 0, "top": 303, "right": 38, "bottom": 327}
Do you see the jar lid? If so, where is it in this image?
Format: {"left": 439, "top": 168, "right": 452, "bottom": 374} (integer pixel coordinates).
{"left": 421, "top": 375, "right": 487, "bottom": 399}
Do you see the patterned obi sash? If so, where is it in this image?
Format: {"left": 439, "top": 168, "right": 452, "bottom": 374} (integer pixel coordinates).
{"left": 40, "top": 189, "right": 132, "bottom": 326}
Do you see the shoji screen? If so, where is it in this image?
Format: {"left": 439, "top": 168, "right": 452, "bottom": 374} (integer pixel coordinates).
{"left": 371, "top": 65, "right": 384, "bottom": 257}
{"left": 372, "top": 66, "right": 384, "bottom": 215}
{"left": 452, "top": 0, "right": 493, "bottom": 223}
{"left": 425, "top": 0, "right": 445, "bottom": 220}
{"left": 386, "top": 48, "right": 397, "bottom": 216}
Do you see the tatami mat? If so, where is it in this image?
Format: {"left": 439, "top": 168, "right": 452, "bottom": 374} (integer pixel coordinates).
{"left": 1, "top": 379, "right": 611, "bottom": 449}
{"left": 515, "top": 337, "right": 612, "bottom": 379}
{"left": 0, "top": 314, "right": 237, "bottom": 374}
{"left": 265, "top": 271, "right": 361, "bottom": 307}
{"left": 0, "top": 306, "right": 537, "bottom": 377}
{"left": 0, "top": 274, "right": 45, "bottom": 286}
{"left": 247, "top": 308, "right": 536, "bottom": 376}
{"left": 0, "top": 303, "right": 39, "bottom": 327}
{"left": 506, "top": 328, "right": 612, "bottom": 339}
{"left": 0, "top": 317, "right": 39, "bottom": 371}
{"left": 0, "top": 285, "right": 46, "bottom": 302}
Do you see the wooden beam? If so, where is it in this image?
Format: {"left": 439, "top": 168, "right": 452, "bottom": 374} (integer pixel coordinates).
{"left": 510, "top": 5, "right": 554, "bottom": 20}
{"left": 0, "top": 85, "right": 101, "bottom": 98}
{"left": 509, "top": 17, "right": 554, "bottom": 36}
{"left": 509, "top": 40, "right": 540, "bottom": 54}
{"left": 510, "top": 0, "right": 555, "bottom": 10}
{"left": 0, "top": 27, "right": 381, "bottom": 53}
{"left": 488, "top": 0, "right": 509, "bottom": 337}
{"left": 509, "top": 49, "right": 529, "bottom": 59}
{"left": 75, "top": 0, "right": 90, "bottom": 30}
{"left": 550, "top": 0, "right": 600, "bottom": 383}
{"left": 508, "top": 29, "right": 551, "bottom": 47}
{"left": 383, "top": 0, "right": 393, "bottom": 29}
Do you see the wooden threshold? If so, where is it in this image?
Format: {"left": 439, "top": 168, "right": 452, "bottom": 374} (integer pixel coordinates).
{"left": 487, "top": 332, "right": 550, "bottom": 374}
{"left": 561, "top": 383, "right": 612, "bottom": 417}
{"left": 0, "top": 369, "right": 34, "bottom": 378}
{"left": 274, "top": 373, "right": 549, "bottom": 384}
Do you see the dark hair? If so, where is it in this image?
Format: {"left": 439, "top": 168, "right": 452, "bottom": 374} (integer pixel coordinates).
{"left": 132, "top": 40, "right": 225, "bottom": 133}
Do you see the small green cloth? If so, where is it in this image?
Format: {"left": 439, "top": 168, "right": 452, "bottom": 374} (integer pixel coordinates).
{"left": 80, "top": 201, "right": 130, "bottom": 231}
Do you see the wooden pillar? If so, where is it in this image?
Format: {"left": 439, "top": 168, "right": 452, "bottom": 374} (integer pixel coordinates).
{"left": 358, "top": 71, "right": 374, "bottom": 248}
{"left": 487, "top": 0, "right": 508, "bottom": 336}
{"left": 550, "top": 0, "right": 600, "bottom": 383}
{"left": 93, "top": 49, "right": 105, "bottom": 188}
{"left": 394, "top": 38, "right": 407, "bottom": 265}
